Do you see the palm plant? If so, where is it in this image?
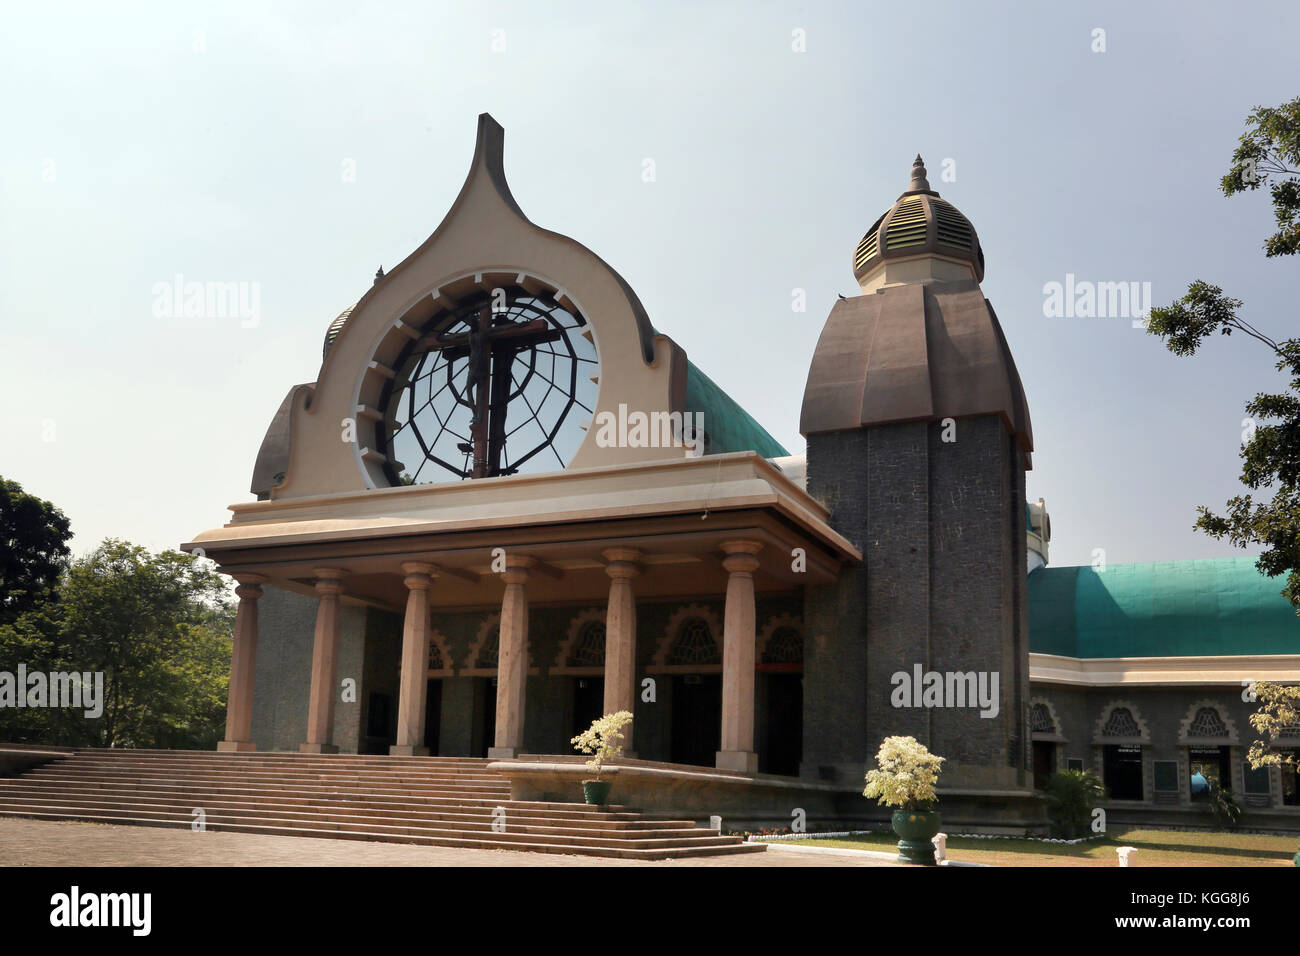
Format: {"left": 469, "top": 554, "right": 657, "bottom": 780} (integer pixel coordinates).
{"left": 1043, "top": 769, "right": 1107, "bottom": 838}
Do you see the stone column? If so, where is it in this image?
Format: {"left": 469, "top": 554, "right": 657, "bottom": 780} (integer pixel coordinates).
{"left": 301, "top": 568, "right": 347, "bottom": 754}
{"left": 391, "top": 562, "right": 437, "bottom": 756}
{"left": 602, "top": 548, "right": 641, "bottom": 756}
{"left": 717, "top": 540, "right": 762, "bottom": 772}
{"left": 219, "top": 573, "right": 267, "bottom": 752}
{"left": 489, "top": 555, "right": 536, "bottom": 758}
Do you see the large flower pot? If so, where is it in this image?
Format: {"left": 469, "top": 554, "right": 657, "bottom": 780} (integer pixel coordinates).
{"left": 1293, "top": 844, "right": 1299, "bottom": 867}
{"left": 582, "top": 780, "right": 613, "bottom": 805}
{"left": 891, "top": 809, "right": 941, "bottom": 865}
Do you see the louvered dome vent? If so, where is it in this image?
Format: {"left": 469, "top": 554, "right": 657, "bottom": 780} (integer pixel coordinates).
{"left": 853, "top": 155, "right": 985, "bottom": 285}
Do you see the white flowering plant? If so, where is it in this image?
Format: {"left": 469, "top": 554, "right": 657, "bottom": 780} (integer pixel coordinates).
{"left": 570, "top": 711, "right": 633, "bottom": 781}
{"left": 862, "top": 735, "right": 945, "bottom": 811}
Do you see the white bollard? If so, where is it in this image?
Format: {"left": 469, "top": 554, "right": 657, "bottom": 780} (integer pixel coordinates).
{"left": 931, "top": 832, "right": 947, "bottom": 862}
{"left": 709, "top": 814, "right": 723, "bottom": 833}
{"left": 1116, "top": 846, "right": 1138, "bottom": 867}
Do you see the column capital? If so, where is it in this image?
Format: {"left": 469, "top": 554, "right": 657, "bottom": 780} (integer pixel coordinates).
{"left": 601, "top": 547, "right": 643, "bottom": 564}
{"left": 602, "top": 547, "right": 643, "bottom": 580}
{"left": 313, "top": 567, "right": 347, "bottom": 595}
{"left": 231, "top": 571, "right": 268, "bottom": 588}
{"left": 501, "top": 566, "right": 530, "bottom": 586}
{"left": 401, "top": 561, "right": 439, "bottom": 589}
{"left": 721, "top": 540, "right": 762, "bottom": 576}
{"left": 498, "top": 554, "right": 537, "bottom": 586}
{"left": 233, "top": 573, "right": 267, "bottom": 600}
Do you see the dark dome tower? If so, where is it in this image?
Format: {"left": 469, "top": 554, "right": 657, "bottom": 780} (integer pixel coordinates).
{"left": 799, "top": 157, "right": 1042, "bottom": 829}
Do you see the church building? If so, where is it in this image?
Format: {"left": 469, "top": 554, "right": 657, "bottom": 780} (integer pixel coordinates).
{"left": 183, "top": 114, "right": 1300, "bottom": 833}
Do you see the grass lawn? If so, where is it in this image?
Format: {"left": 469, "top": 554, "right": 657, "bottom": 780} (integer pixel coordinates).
{"left": 777, "top": 828, "right": 1299, "bottom": 866}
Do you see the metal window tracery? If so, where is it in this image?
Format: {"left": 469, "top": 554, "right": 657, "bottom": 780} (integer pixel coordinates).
{"left": 762, "top": 626, "right": 803, "bottom": 664}
{"left": 1188, "top": 707, "right": 1228, "bottom": 738}
{"left": 1029, "top": 702, "right": 1054, "bottom": 734}
{"left": 475, "top": 628, "right": 500, "bottom": 669}
{"left": 1102, "top": 707, "right": 1140, "bottom": 738}
{"left": 567, "top": 621, "right": 606, "bottom": 668}
{"left": 668, "top": 617, "right": 720, "bottom": 666}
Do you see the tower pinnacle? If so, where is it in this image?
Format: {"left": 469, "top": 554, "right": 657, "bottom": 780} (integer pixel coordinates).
{"left": 907, "top": 154, "right": 931, "bottom": 193}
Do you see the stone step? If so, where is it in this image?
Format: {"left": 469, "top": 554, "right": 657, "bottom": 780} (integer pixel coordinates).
{"left": 0, "top": 799, "right": 724, "bottom": 846}
{"left": 0, "top": 790, "right": 696, "bottom": 831}
{"left": 25, "top": 764, "right": 509, "bottom": 785}
{"left": 20, "top": 772, "right": 511, "bottom": 797}
{"left": 0, "top": 809, "right": 762, "bottom": 859}
{"left": 0, "top": 780, "right": 628, "bottom": 815}
{"left": 59, "top": 754, "right": 503, "bottom": 771}
{"left": 59, "top": 749, "right": 494, "bottom": 766}
{"left": 0, "top": 750, "right": 763, "bottom": 860}
{"left": 52, "top": 764, "right": 508, "bottom": 783}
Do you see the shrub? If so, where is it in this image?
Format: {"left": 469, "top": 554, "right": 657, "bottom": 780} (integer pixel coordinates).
{"left": 1209, "top": 787, "right": 1243, "bottom": 828}
{"left": 570, "top": 711, "right": 632, "bottom": 781}
{"left": 862, "top": 736, "right": 945, "bottom": 811}
{"left": 1043, "top": 769, "right": 1107, "bottom": 839}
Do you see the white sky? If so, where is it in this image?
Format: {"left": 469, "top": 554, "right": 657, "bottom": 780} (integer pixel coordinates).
{"left": 1, "top": 0, "right": 1296, "bottom": 570}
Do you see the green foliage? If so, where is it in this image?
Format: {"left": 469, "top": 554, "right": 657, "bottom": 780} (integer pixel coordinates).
{"left": 1042, "top": 769, "right": 1107, "bottom": 838}
{"left": 1247, "top": 680, "right": 1300, "bottom": 770}
{"left": 0, "top": 539, "right": 234, "bottom": 749}
{"left": 570, "top": 711, "right": 632, "bottom": 781}
{"left": 1219, "top": 96, "right": 1300, "bottom": 258}
{"left": 1146, "top": 96, "right": 1300, "bottom": 615}
{"left": 1208, "top": 787, "right": 1243, "bottom": 829}
{"left": 0, "top": 476, "right": 72, "bottom": 625}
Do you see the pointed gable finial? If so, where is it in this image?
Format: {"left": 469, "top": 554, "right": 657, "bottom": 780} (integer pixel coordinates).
{"left": 374, "top": 266, "right": 385, "bottom": 284}
{"left": 908, "top": 154, "right": 931, "bottom": 193}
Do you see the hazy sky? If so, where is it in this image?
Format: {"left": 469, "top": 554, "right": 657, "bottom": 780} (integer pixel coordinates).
{"left": 1, "top": 0, "right": 1296, "bottom": 571}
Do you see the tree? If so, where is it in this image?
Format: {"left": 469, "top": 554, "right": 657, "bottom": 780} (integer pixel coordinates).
{"left": 1145, "top": 97, "right": 1300, "bottom": 777}
{"left": 1218, "top": 97, "right": 1300, "bottom": 258}
{"left": 1246, "top": 680, "right": 1299, "bottom": 774}
{"left": 0, "top": 476, "right": 72, "bottom": 625}
{"left": 0, "top": 539, "right": 235, "bottom": 749}
{"left": 1146, "top": 98, "right": 1300, "bottom": 608}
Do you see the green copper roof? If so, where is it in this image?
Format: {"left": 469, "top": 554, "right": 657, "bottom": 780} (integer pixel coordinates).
{"left": 1029, "top": 557, "right": 1300, "bottom": 658}
{"left": 684, "top": 361, "right": 790, "bottom": 458}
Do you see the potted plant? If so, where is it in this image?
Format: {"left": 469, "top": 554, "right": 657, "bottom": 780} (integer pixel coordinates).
{"left": 570, "top": 711, "right": 633, "bottom": 805}
{"left": 863, "top": 735, "right": 945, "bottom": 865}
{"left": 1042, "top": 768, "right": 1107, "bottom": 839}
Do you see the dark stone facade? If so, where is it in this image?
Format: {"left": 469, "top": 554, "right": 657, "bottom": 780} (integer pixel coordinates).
{"left": 251, "top": 588, "right": 366, "bottom": 753}
{"left": 1029, "top": 684, "right": 1300, "bottom": 825}
{"left": 802, "top": 414, "right": 1031, "bottom": 791}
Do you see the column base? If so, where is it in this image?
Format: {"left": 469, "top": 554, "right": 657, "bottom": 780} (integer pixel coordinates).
{"left": 487, "top": 746, "right": 521, "bottom": 759}
{"left": 716, "top": 750, "right": 758, "bottom": 773}
{"left": 298, "top": 743, "right": 339, "bottom": 754}
{"left": 217, "top": 740, "right": 257, "bottom": 753}
{"left": 388, "top": 745, "right": 429, "bottom": 757}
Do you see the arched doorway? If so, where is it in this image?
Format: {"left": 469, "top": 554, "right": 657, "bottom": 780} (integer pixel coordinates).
{"left": 565, "top": 616, "right": 608, "bottom": 737}
{"left": 665, "top": 614, "right": 722, "bottom": 767}
{"left": 757, "top": 622, "right": 803, "bottom": 777}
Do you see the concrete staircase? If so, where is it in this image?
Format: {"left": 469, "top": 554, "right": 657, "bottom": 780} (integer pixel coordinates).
{"left": 0, "top": 749, "right": 764, "bottom": 860}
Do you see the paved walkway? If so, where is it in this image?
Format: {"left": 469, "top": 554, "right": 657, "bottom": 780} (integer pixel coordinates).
{"left": 0, "top": 818, "right": 896, "bottom": 867}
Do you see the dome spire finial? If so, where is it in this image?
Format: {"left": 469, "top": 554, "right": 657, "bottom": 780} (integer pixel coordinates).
{"left": 907, "top": 154, "right": 931, "bottom": 193}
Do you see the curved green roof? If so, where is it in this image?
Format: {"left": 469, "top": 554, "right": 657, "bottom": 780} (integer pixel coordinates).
{"left": 1028, "top": 557, "right": 1300, "bottom": 658}
{"left": 684, "top": 361, "right": 789, "bottom": 458}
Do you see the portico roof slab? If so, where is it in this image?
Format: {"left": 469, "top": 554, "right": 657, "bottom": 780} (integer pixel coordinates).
{"left": 182, "top": 452, "right": 860, "bottom": 611}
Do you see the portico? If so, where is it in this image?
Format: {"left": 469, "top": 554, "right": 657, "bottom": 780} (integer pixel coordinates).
{"left": 187, "top": 451, "right": 859, "bottom": 771}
